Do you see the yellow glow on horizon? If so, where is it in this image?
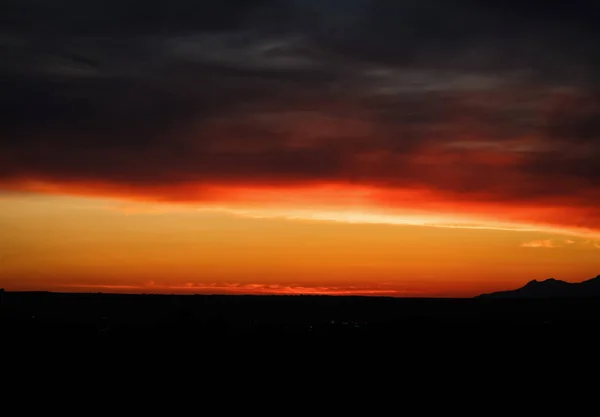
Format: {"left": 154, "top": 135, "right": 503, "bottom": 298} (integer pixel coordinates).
{"left": 1, "top": 192, "right": 599, "bottom": 297}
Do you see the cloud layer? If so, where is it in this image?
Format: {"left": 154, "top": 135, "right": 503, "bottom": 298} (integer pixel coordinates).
{"left": 55, "top": 281, "right": 407, "bottom": 296}
{"left": 2, "top": 1, "right": 600, "bottom": 231}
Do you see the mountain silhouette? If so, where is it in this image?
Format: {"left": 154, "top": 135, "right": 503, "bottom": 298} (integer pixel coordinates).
{"left": 476, "top": 275, "right": 600, "bottom": 298}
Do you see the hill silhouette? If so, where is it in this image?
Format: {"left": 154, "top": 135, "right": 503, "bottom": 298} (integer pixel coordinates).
{"left": 4, "top": 283, "right": 600, "bottom": 340}
{"left": 477, "top": 275, "right": 600, "bottom": 299}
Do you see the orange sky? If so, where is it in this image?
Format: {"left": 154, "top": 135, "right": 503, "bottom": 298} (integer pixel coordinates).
{"left": 2, "top": 2, "right": 600, "bottom": 297}
{"left": 1, "top": 188, "right": 599, "bottom": 297}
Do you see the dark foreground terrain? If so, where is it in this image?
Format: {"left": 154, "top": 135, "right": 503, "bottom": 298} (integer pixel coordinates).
{"left": 2, "top": 291, "right": 600, "bottom": 342}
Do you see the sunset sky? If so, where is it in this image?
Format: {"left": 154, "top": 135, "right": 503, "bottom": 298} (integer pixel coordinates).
{"left": 1, "top": 1, "right": 599, "bottom": 296}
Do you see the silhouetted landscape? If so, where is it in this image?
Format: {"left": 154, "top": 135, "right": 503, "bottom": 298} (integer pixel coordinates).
{"left": 477, "top": 275, "right": 600, "bottom": 299}
{"left": 3, "top": 275, "right": 600, "bottom": 341}
{"left": 4, "top": 2, "right": 600, "bottom": 353}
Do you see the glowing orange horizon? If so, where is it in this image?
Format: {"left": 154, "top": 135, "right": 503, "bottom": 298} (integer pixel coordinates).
{"left": 0, "top": 276, "right": 549, "bottom": 298}
{"left": 2, "top": 177, "right": 599, "bottom": 239}
{"left": 2, "top": 183, "right": 599, "bottom": 297}
{"left": 15, "top": 282, "right": 411, "bottom": 297}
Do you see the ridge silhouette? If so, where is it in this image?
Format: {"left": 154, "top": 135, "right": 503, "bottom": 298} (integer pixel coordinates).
{"left": 4, "top": 277, "right": 600, "bottom": 340}
{"left": 476, "top": 274, "right": 600, "bottom": 299}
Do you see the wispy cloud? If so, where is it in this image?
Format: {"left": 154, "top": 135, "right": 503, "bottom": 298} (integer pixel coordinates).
{"left": 204, "top": 206, "right": 586, "bottom": 235}
{"left": 576, "top": 240, "right": 600, "bottom": 249}
{"left": 56, "top": 282, "right": 411, "bottom": 296}
{"left": 521, "top": 239, "right": 561, "bottom": 248}
{"left": 520, "top": 238, "right": 600, "bottom": 248}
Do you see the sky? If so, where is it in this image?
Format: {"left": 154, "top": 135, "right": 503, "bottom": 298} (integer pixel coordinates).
{"left": 1, "top": 0, "right": 600, "bottom": 296}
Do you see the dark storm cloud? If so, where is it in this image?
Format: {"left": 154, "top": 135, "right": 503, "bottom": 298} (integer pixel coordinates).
{"left": 1, "top": 0, "right": 600, "bottom": 209}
